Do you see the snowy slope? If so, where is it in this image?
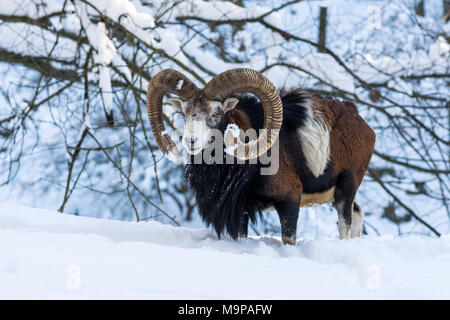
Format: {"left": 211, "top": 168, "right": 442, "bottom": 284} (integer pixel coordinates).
{"left": 0, "top": 204, "right": 449, "bottom": 299}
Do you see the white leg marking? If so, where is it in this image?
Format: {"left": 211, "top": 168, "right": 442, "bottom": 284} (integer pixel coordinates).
{"left": 338, "top": 215, "right": 351, "bottom": 239}
{"left": 336, "top": 201, "right": 351, "bottom": 239}
{"left": 350, "top": 201, "right": 364, "bottom": 238}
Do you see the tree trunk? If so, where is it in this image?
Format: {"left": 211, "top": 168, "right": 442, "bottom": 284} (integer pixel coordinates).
{"left": 415, "top": 0, "right": 425, "bottom": 17}
{"left": 318, "top": 7, "right": 327, "bottom": 52}
{"left": 444, "top": 0, "right": 450, "bottom": 21}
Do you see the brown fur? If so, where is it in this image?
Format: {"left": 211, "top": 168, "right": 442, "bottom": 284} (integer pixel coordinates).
{"left": 184, "top": 89, "right": 375, "bottom": 242}
{"left": 226, "top": 108, "right": 303, "bottom": 202}
{"left": 227, "top": 94, "right": 375, "bottom": 209}
{"left": 311, "top": 95, "right": 376, "bottom": 189}
{"left": 227, "top": 109, "right": 253, "bottom": 131}
{"left": 264, "top": 149, "right": 303, "bottom": 201}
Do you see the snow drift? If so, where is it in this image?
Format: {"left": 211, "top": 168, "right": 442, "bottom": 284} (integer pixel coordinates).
{"left": 0, "top": 204, "right": 449, "bottom": 299}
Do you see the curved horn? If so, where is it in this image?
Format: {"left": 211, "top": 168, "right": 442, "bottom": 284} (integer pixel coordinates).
{"left": 146, "top": 69, "right": 198, "bottom": 161}
{"left": 203, "top": 68, "right": 282, "bottom": 160}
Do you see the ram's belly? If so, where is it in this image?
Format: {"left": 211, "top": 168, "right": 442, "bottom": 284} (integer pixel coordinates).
{"left": 262, "top": 187, "right": 335, "bottom": 211}
{"left": 300, "top": 186, "right": 335, "bottom": 207}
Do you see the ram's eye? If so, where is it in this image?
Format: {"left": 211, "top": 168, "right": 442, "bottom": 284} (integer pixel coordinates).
{"left": 210, "top": 111, "right": 220, "bottom": 119}
{"left": 207, "top": 111, "right": 221, "bottom": 127}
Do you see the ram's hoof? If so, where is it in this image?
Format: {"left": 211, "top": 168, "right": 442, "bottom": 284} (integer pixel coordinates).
{"left": 282, "top": 236, "right": 296, "bottom": 246}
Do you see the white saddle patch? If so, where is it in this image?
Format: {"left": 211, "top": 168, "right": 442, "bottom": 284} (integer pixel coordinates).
{"left": 297, "top": 100, "right": 330, "bottom": 177}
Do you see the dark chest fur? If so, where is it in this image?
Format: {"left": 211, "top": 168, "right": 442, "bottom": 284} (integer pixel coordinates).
{"left": 185, "top": 158, "right": 267, "bottom": 238}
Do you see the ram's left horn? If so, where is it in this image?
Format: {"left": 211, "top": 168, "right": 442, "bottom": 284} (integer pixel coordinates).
{"left": 146, "top": 69, "right": 199, "bottom": 161}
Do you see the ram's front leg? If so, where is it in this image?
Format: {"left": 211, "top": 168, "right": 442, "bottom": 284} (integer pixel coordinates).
{"left": 238, "top": 212, "right": 249, "bottom": 238}
{"left": 275, "top": 198, "right": 300, "bottom": 245}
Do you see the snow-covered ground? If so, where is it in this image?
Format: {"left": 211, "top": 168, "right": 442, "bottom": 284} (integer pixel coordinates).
{"left": 1, "top": 204, "right": 449, "bottom": 299}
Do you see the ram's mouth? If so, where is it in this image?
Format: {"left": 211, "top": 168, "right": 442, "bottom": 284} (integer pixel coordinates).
{"left": 185, "top": 146, "right": 203, "bottom": 155}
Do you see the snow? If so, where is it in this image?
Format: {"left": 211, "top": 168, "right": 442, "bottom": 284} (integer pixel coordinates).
{"left": 226, "top": 124, "right": 241, "bottom": 138}
{"left": 74, "top": 0, "right": 132, "bottom": 98}
{"left": 298, "top": 53, "right": 356, "bottom": 93}
{"left": 176, "top": 79, "right": 184, "bottom": 91}
{"left": 153, "top": 28, "right": 181, "bottom": 56}
{"left": 224, "top": 124, "right": 240, "bottom": 155}
{"left": 1, "top": 204, "right": 449, "bottom": 299}
{"left": 173, "top": 0, "right": 274, "bottom": 23}
{"left": 224, "top": 144, "right": 238, "bottom": 155}
{"left": 165, "top": 149, "right": 182, "bottom": 164}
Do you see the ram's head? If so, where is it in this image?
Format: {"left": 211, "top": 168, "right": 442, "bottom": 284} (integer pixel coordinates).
{"left": 146, "top": 68, "right": 283, "bottom": 161}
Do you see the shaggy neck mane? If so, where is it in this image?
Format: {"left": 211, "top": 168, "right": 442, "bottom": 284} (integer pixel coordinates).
{"left": 185, "top": 157, "right": 264, "bottom": 239}
{"left": 185, "top": 95, "right": 265, "bottom": 238}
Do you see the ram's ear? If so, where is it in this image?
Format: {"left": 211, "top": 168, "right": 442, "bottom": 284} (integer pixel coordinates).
{"left": 222, "top": 98, "right": 239, "bottom": 113}
{"left": 167, "top": 97, "right": 184, "bottom": 110}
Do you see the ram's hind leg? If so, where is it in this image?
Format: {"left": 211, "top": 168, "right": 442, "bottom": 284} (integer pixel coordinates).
{"left": 350, "top": 201, "right": 364, "bottom": 238}
{"left": 333, "top": 171, "right": 357, "bottom": 240}
{"left": 334, "top": 200, "right": 352, "bottom": 239}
